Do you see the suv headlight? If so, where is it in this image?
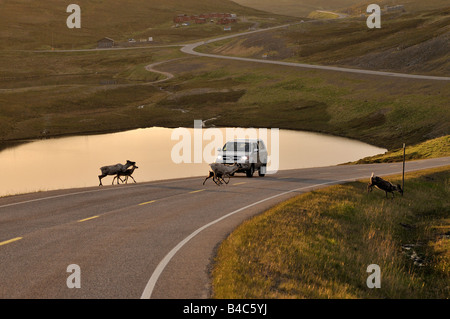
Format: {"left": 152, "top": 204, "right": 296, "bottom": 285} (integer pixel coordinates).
{"left": 240, "top": 155, "right": 249, "bottom": 162}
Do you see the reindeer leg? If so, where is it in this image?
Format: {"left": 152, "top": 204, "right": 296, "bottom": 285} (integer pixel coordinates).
{"left": 203, "top": 172, "right": 213, "bottom": 185}
{"left": 98, "top": 174, "right": 106, "bottom": 186}
{"left": 218, "top": 173, "right": 225, "bottom": 185}
{"left": 213, "top": 173, "right": 221, "bottom": 186}
{"left": 129, "top": 176, "right": 136, "bottom": 184}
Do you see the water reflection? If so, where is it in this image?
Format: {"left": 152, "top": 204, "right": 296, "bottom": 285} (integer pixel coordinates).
{"left": 0, "top": 127, "right": 386, "bottom": 197}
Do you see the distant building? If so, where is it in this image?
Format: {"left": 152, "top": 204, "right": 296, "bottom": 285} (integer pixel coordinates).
{"left": 217, "top": 18, "right": 237, "bottom": 25}
{"left": 195, "top": 17, "right": 207, "bottom": 24}
{"left": 97, "top": 37, "right": 114, "bottom": 48}
{"left": 173, "top": 14, "right": 191, "bottom": 23}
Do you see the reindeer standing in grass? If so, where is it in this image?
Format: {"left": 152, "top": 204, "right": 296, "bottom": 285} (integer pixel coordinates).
{"left": 367, "top": 173, "right": 403, "bottom": 198}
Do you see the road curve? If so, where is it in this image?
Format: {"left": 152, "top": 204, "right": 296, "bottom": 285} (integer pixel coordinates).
{"left": 180, "top": 25, "right": 450, "bottom": 81}
{"left": 144, "top": 58, "right": 192, "bottom": 84}
{"left": 0, "top": 157, "right": 448, "bottom": 299}
{"left": 32, "top": 22, "right": 450, "bottom": 81}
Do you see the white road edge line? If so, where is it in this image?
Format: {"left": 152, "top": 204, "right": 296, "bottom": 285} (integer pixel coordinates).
{"left": 140, "top": 175, "right": 368, "bottom": 299}
{"left": 140, "top": 161, "right": 450, "bottom": 299}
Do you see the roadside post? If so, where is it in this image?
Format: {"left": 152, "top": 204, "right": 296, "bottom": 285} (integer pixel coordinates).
{"left": 402, "top": 143, "right": 406, "bottom": 195}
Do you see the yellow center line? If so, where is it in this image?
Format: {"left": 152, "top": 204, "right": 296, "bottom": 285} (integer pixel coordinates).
{"left": 189, "top": 189, "right": 206, "bottom": 194}
{"left": 233, "top": 182, "right": 247, "bottom": 186}
{"left": 78, "top": 216, "right": 100, "bottom": 223}
{"left": 0, "top": 237, "right": 23, "bottom": 246}
{"left": 139, "top": 200, "right": 157, "bottom": 206}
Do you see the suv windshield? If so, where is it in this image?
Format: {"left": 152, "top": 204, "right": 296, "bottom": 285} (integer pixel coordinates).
{"left": 223, "top": 142, "right": 249, "bottom": 152}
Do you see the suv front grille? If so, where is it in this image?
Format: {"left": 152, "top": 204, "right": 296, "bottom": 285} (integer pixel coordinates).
{"left": 222, "top": 155, "right": 240, "bottom": 162}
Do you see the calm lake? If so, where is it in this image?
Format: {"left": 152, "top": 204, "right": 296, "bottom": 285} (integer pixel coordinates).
{"left": 0, "top": 127, "right": 386, "bottom": 197}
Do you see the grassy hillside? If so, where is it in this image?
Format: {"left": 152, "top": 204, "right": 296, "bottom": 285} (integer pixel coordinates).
{"left": 231, "top": 0, "right": 359, "bottom": 17}
{"left": 232, "top": 0, "right": 450, "bottom": 17}
{"left": 1, "top": 49, "right": 448, "bottom": 150}
{"left": 0, "top": 1, "right": 448, "bottom": 153}
{"left": 0, "top": 46, "right": 185, "bottom": 144}
{"left": 0, "top": 0, "right": 288, "bottom": 50}
{"left": 353, "top": 135, "right": 450, "bottom": 164}
{"left": 212, "top": 166, "right": 450, "bottom": 298}
{"left": 200, "top": 7, "right": 450, "bottom": 76}
{"left": 343, "top": 0, "right": 450, "bottom": 15}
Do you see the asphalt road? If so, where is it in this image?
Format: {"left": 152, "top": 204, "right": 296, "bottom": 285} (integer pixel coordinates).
{"left": 0, "top": 157, "right": 449, "bottom": 299}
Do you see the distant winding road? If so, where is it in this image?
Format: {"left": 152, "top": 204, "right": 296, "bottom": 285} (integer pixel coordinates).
{"left": 37, "top": 22, "right": 450, "bottom": 81}
{"left": 180, "top": 23, "right": 450, "bottom": 81}
{"left": 1, "top": 157, "right": 449, "bottom": 298}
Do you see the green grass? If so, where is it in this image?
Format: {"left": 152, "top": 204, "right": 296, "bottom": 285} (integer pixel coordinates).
{"left": 0, "top": 4, "right": 448, "bottom": 153}
{"left": 0, "top": 0, "right": 290, "bottom": 50}
{"left": 354, "top": 135, "right": 450, "bottom": 164}
{"left": 0, "top": 47, "right": 188, "bottom": 142}
{"left": 212, "top": 166, "right": 450, "bottom": 298}
{"left": 200, "top": 8, "right": 450, "bottom": 76}
{"left": 307, "top": 11, "right": 340, "bottom": 19}
{"left": 1, "top": 51, "right": 448, "bottom": 151}
{"left": 166, "top": 58, "right": 449, "bottom": 150}
{"left": 232, "top": 0, "right": 356, "bottom": 17}
{"left": 232, "top": 0, "right": 450, "bottom": 17}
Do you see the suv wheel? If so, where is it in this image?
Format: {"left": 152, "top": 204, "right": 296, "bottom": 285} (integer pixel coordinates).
{"left": 246, "top": 165, "right": 254, "bottom": 178}
{"left": 258, "top": 165, "right": 266, "bottom": 177}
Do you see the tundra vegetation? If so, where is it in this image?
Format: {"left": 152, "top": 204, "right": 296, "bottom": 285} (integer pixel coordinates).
{"left": 1, "top": 48, "right": 448, "bottom": 152}
{"left": 212, "top": 166, "right": 450, "bottom": 298}
{"left": 0, "top": 0, "right": 448, "bottom": 299}
{"left": 232, "top": 0, "right": 450, "bottom": 17}
{"left": 352, "top": 135, "right": 450, "bottom": 164}
{"left": 0, "top": 0, "right": 288, "bottom": 50}
{"left": 0, "top": 2, "right": 448, "bottom": 154}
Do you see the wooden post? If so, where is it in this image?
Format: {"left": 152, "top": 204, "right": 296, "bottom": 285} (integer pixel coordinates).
{"left": 402, "top": 143, "right": 406, "bottom": 195}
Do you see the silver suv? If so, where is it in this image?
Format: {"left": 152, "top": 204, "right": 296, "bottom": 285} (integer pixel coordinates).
{"left": 216, "top": 139, "right": 268, "bottom": 177}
